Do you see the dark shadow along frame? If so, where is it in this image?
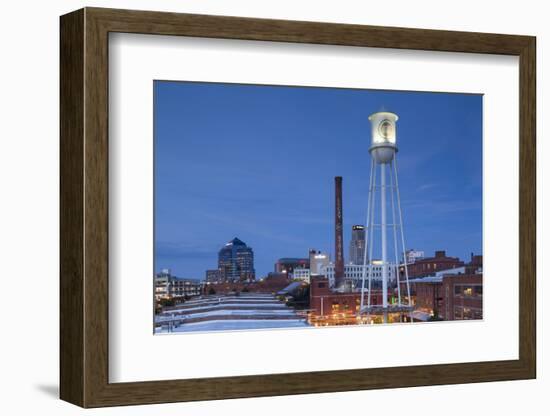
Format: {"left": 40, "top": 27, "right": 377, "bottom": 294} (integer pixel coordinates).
{"left": 60, "top": 7, "right": 536, "bottom": 408}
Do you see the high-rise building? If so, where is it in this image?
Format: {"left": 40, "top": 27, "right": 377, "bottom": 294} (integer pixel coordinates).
{"left": 218, "top": 237, "right": 255, "bottom": 282}
{"left": 349, "top": 225, "right": 366, "bottom": 265}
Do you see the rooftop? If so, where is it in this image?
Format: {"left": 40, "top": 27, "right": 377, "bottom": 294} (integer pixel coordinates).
{"left": 225, "top": 237, "right": 247, "bottom": 247}
{"left": 276, "top": 258, "right": 309, "bottom": 263}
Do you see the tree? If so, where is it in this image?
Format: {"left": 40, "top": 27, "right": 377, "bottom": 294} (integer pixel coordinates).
{"left": 208, "top": 286, "right": 216, "bottom": 295}
{"left": 159, "top": 298, "right": 175, "bottom": 307}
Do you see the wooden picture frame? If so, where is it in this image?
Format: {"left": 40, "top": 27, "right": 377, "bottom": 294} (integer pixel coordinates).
{"left": 60, "top": 7, "right": 536, "bottom": 408}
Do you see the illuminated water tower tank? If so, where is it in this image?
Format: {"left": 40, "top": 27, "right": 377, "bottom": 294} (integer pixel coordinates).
{"left": 369, "top": 111, "right": 398, "bottom": 163}
{"left": 359, "top": 111, "right": 413, "bottom": 323}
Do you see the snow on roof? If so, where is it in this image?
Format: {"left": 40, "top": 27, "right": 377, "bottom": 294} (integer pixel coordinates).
{"left": 408, "top": 266, "right": 469, "bottom": 284}
{"left": 410, "top": 311, "right": 432, "bottom": 321}
{"left": 409, "top": 276, "right": 444, "bottom": 283}
{"left": 277, "top": 281, "right": 303, "bottom": 295}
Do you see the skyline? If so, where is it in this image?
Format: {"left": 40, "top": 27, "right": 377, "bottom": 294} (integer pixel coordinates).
{"left": 154, "top": 81, "right": 483, "bottom": 279}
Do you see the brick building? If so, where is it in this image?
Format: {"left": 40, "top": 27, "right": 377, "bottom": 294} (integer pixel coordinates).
{"left": 274, "top": 257, "right": 309, "bottom": 274}
{"left": 400, "top": 254, "right": 483, "bottom": 320}
{"left": 402, "top": 250, "right": 464, "bottom": 278}
{"left": 203, "top": 273, "right": 291, "bottom": 295}
{"left": 409, "top": 276, "right": 445, "bottom": 316}
{"left": 403, "top": 272, "right": 482, "bottom": 320}
{"left": 442, "top": 274, "right": 483, "bottom": 320}
{"left": 309, "top": 277, "right": 385, "bottom": 317}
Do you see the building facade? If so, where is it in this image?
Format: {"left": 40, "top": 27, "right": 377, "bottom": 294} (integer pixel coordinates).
{"left": 309, "top": 250, "right": 330, "bottom": 276}
{"left": 406, "top": 266, "right": 470, "bottom": 317}
{"left": 403, "top": 256, "right": 483, "bottom": 321}
{"left": 404, "top": 249, "right": 425, "bottom": 264}
{"left": 203, "top": 273, "right": 291, "bottom": 295}
{"left": 292, "top": 267, "right": 311, "bottom": 282}
{"left": 309, "top": 277, "right": 387, "bottom": 323}
{"left": 218, "top": 237, "right": 255, "bottom": 282}
{"left": 402, "top": 250, "right": 464, "bottom": 278}
{"left": 205, "top": 269, "right": 223, "bottom": 283}
{"left": 442, "top": 274, "right": 483, "bottom": 320}
{"left": 349, "top": 225, "right": 366, "bottom": 265}
{"left": 407, "top": 276, "right": 445, "bottom": 317}
{"left": 321, "top": 262, "right": 395, "bottom": 288}
{"left": 154, "top": 269, "right": 202, "bottom": 301}
{"left": 274, "top": 257, "right": 309, "bottom": 275}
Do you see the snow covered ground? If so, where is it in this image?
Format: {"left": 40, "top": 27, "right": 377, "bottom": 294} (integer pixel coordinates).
{"left": 155, "top": 308, "right": 297, "bottom": 322}
{"left": 182, "top": 295, "right": 276, "bottom": 306}
{"left": 156, "top": 293, "right": 308, "bottom": 333}
{"left": 162, "top": 302, "right": 287, "bottom": 314}
{"left": 155, "top": 319, "right": 309, "bottom": 333}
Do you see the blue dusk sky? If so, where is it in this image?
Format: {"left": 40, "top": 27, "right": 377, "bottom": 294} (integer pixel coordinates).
{"left": 154, "top": 81, "right": 482, "bottom": 279}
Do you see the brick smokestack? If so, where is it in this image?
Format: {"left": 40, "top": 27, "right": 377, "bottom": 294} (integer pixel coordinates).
{"left": 334, "top": 176, "right": 344, "bottom": 287}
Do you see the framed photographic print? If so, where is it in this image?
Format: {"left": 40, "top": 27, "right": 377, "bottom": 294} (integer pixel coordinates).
{"left": 60, "top": 7, "right": 536, "bottom": 408}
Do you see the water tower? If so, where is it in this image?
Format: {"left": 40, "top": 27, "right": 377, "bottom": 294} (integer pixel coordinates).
{"left": 359, "top": 111, "right": 413, "bottom": 323}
